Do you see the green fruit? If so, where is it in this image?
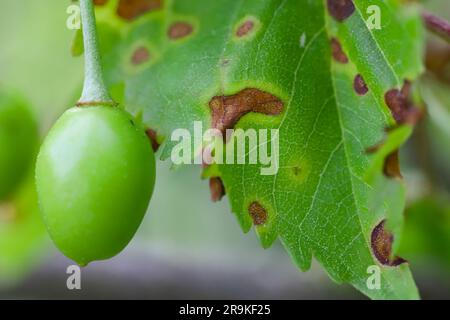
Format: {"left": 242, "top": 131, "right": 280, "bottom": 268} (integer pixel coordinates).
{"left": 0, "top": 89, "right": 38, "bottom": 201}
{"left": 36, "top": 106, "right": 155, "bottom": 266}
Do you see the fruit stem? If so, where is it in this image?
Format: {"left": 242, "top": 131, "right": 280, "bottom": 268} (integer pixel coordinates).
{"left": 77, "top": 0, "right": 115, "bottom": 106}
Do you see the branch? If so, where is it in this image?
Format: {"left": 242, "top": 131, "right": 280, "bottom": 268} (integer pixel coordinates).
{"left": 422, "top": 11, "right": 450, "bottom": 44}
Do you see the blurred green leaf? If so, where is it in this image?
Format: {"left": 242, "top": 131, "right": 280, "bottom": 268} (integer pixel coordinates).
{"left": 420, "top": 75, "right": 450, "bottom": 182}
{"left": 399, "top": 196, "right": 450, "bottom": 269}
{"left": 0, "top": 174, "right": 48, "bottom": 286}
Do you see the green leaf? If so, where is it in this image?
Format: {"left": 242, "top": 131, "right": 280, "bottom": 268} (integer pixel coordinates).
{"left": 399, "top": 196, "right": 450, "bottom": 269}
{"left": 0, "top": 174, "right": 48, "bottom": 286}
{"left": 94, "top": 0, "right": 424, "bottom": 299}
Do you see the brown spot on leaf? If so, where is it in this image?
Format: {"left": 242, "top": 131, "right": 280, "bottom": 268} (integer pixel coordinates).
{"left": 384, "top": 81, "right": 423, "bottom": 125}
{"left": 327, "top": 0, "right": 355, "bottom": 22}
{"left": 385, "top": 89, "right": 406, "bottom": 122}
{"left": 331, "top": 38, "right": 348, "bottom": 64}
{"left": 145, "top": 128, "right": 160, "bottom": 152}
{"left": 354, "top": 74, "right": 368, "bottom": 95}
{"left": 117, "top": 0, "right": 162, "bottom": 21}
{"left": 248, "top": 202, "right": 267, "bottom": 226}
{"left": 168, "top": 22, "right": 193, "bottom": 40}
{"left": 383, "top": 150, "right": 402, "bottom": 179}
{"left": 131, "top": 47, "right": 150, "bottom": 65}
{"left": 371, "top": 220, "right": 406, "bottom": 266}
{"left": 93, "top": 0, "right": 108, "bottom": 6}
{"left": 209, "top": 177, "right": 225, "bottom": 202}
{"left": 236, "top": 20, "right": 254, "bottom": 37}
{"left": 210, "top": 88, "right": 283, "bottom": 135}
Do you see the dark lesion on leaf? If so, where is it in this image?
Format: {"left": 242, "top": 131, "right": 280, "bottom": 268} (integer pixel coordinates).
{"left": 354, "top": 74, "right": 368, "bottom": 95}
{"left": 209, "top": 88, "right": 284, "bottom": 135}
{"left": 131, "top": 46, "right": 151, "bottom": 65}
{"left": 209, "top": 177, "right": 225, "bottom": 202}
{"left": 168, "top": 22, "right": 194, "bottom": 40}
{"left": 327, "top": 0, "right": 355, "bottom": 22}
{"left": 236, "top": 20, "right": 255, "bottom": 37}
{"left": 248, "top": 201, "right": 267, "bottom": 226}
{"left": 371, "top": 220, "right": 406, "bottom": 266}
{"left": 145, "top": 128, "right": 160, "bottom": 152}
{"left": 383, "top": 150, "right": 402, "bottom": 179}
{"left": 384, "top": 80, "right": 423, "bottom": 125}
{"left": 366, "top": 142, "right": 403, "bottom": 179}
{"left": 117, "top": 0, "right": 163, "bottom": 21}
{"left": 331, "top": 38, "right": 348, "bottom": 64}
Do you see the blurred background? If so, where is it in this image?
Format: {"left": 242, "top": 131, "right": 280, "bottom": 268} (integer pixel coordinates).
{"left": 0, "top": 0, "right": 449, "bottom": 299}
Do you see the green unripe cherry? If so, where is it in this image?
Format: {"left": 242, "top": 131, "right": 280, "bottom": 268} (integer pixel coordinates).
{"left": 36, "top": 106, "right": 155, "bottom": 265}
{"left": 0, "top": 90, "right": 38, "bottom": 201}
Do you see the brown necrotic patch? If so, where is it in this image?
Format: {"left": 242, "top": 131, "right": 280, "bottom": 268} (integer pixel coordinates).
{"left": 117, "top": 0, "right": 162, "bottom": 21}
{"left": 371, "top": 220, "right": 406, "bottom": 266}
{"left": 236, "top": 20, "right": 255, "bottom": 37}
{"left": 131, "top": 46, "right": 150, "bottom": 65}
{"left": 94, "top": 0, "right": 108, "bottom": 6}
{"left": 331, "top": 38, "right": 348, "bottom": 64}
{"left": 353, "top": 74, "right": 368, "bottom": 95}
{"left": 327, "top": 0, "right": 355, "bottom": 22}
{"left": 145, "top": 128, "right": 160, "bottom": 152}
{"left": 168, "top": 22, "right": 194, "bottom": 40}
{"left": 209, "top": 88, "right": 283, "bottom": 134}
{"left": 385, "top": 88, "right": 407, "bottom": 123}
{"left": 383, "top": 150, "right": 402, "bottom": 179}
{"left": 384, "top": 81, "right": 422, "bottom": 125}
{"left": 209, "top": 177, "right": 225, "bottom": 202}
{"left": 248, "top": 202, "right": 268, "bottom": 226}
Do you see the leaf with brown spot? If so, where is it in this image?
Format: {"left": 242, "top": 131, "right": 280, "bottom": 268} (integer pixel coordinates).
{"left": 371, "top": 220, "right": 406, "bottom": 266}
{"left": 236, "top": 20, "right": 254, "bottom": 37}
{"left": 210, "top": 88, "right": 283, "bottom": 134}
{"left": 117, "top": 0, "right": 162, "bottom": 21}
{"left": 326, "top": 0, "right": 355, "bottom": 22}
{"left": 97, "top": 0, "right": 423, "bottom": 299}
{"left": 383, "top": 150, "right": 402, "bottom": 179}
{"left": 329, "top": 0, "right": 424, "bottom": 127}
{"left": 248, "top": 202, "right": 267, "bottom": 226}
{"left": 209, "top": 177, "right": 225, "bottom": 202}
{"left": 145, "top": 128, "right": 160, "bottom": 152}
{"left": 331, "top": 38, "right": 348, "bottom": 63}
{"left": 131, "top": 47, "right": 151, "bottom": 65}
{"left": 168, "top": 22, "right": 193, "bottom": 40}
{"left": 353, "top": 74, "right": 368, "bottom": 95}
{"left": 385, "top": 81, "right": 423, "bottom": 125}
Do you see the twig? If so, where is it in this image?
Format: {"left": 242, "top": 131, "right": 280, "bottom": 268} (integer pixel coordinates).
{"left": 422, "top": 11, "right": 450, "bottom": 44}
